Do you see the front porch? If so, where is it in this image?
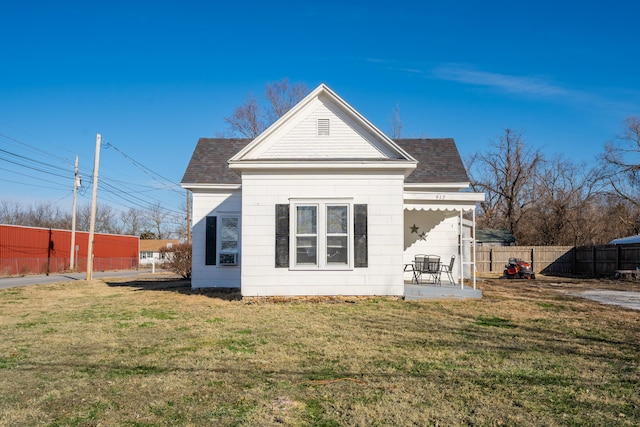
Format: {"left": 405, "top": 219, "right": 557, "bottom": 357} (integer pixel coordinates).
{"left": 404, "top": 281, "right": 482, "bottom": 300}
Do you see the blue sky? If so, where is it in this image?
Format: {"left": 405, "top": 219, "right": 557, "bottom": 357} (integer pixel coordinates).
{"left": 2, "top": 1, "right": 639, "bottom": 217}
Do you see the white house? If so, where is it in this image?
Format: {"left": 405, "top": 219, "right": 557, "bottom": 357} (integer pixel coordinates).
{"left": 181, "top": 84, "right": 484, "bottom": 297}
{"left": 139, "top": 239, "right": 180, "bottom": 266}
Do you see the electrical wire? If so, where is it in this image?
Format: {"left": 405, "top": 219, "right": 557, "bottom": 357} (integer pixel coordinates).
{"left": 0, "top": 130, "right": 185, "bottom": 218}
{"left": 0, "top": 153, "right": 71, "bottom": 180}
{"left": 0, "top": 176, "right": 69, "bottom": 191}
{"left": 0, "top": 131, "right": 76, "bottom": 166}
{"left": 103, "top": 141, "right": 183, "bottom": 194}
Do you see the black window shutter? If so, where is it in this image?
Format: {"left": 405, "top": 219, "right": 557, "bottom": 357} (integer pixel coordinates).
{"left": 275, "top": 204, "right": 290, "bottom": 267}
{"left": 205, "top": 216, "right": 217, "bottom": 265}
{"left": 354, "top": 204, "right": 368, "bottom": 268}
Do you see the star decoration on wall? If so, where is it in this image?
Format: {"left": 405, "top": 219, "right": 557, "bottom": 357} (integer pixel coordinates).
{"left": 419, "top": 232, "right": 427, "bottom": 241}
{"left": 410, "top": 224, "right": 419, "bottom": 234}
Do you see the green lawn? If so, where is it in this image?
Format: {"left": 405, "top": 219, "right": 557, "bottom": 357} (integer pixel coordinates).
{"left": 0, "top": 276, "right": 638, "bottom": 426}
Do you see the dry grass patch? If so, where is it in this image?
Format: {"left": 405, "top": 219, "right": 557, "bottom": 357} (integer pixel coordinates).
{"left": 0, "top": 276, "right": 639, "bottom": 425}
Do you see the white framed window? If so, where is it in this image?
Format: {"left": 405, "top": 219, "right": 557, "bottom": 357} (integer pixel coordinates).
{"left": 291, "top": 200, "right": 351, "bottom": 269}
{"left": 295, "top": 205, "right": 317, "bottom": 266}
{"left": 326, "top": 205, "right": 348, "bottom": 265}
{"left": 206, "top": 214, "right": 240, "bottom": 266}
{"left": 219, "top": 216, "right": 239, "bottom": 266}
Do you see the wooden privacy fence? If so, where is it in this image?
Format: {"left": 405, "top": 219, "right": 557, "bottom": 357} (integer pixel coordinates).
{"left": 476, "top": 245, "right": 640, "bottom": 276}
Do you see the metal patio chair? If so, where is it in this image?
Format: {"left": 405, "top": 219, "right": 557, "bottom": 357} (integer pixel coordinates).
{"left": 440, "top": 255, "right": 455, "bottom": 285}
{"left": 414, "top": 254, "right": 441, "bottom": 285}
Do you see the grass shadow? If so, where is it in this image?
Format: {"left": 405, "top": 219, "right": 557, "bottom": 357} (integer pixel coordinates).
{"left": 105, "top": 277, "right": 242, "bottom": 301}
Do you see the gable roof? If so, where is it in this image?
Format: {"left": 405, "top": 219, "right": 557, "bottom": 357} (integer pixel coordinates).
{"left": 229, "top": 84, "right": 414, "bottom": 163}
{"left": 396, "top": 139, "right": 470, "bottom": 184}
{"left": 181, "top": 138, "right": 468, "bottom": 186}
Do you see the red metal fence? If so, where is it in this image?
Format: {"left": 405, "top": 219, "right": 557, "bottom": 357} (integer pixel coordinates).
{"left": 0, "top": 224, "right": 139, "bottom": 276}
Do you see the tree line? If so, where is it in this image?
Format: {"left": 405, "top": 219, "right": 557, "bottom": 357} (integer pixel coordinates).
{"left": 467, "top": 117, "right": 640, "bottom": 246}
{"left": 0, "top": 200, "right": 187, "bottom": 240}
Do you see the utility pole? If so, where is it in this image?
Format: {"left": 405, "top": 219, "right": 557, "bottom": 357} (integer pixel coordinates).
{"left": 69, "top": 155, "right": 79, "bottom": 271}
{"left": 86, "top": 134, "right": 101, "bottom": 281}
{"left": 186, "top": 189, "right": 191, "bottom": 244}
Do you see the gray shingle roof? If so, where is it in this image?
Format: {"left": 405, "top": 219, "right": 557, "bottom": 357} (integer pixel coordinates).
{"left": 181, "top": 138, "right": 250, "bottom": 185}
{"left": 395, "top": 138, "right": 470, "bottom": 184}
{"left": 181, "top": 138, "right": 469, "bottom": 186}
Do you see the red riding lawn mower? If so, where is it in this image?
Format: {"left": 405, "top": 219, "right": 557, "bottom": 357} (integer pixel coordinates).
{"left": 504, "top": 258, "right": 536, "bottom": 280}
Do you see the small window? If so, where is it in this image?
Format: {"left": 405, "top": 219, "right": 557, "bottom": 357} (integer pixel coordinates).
{"left": 326, "top": 205, "right": 348, "bottom": 265}
{"left": 317, "top": 118, "right": 330, "bottom": 136}
{"left": 206, "top": 215, "right": 240, "bottom": 266}
{"left": 295, "top": 206, "right": 318, "bottom": 266}
{"left": 220, "top": 217, "right": 239, "bottom": 265}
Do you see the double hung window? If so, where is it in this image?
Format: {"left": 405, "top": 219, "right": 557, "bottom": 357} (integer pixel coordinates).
{"left": 219, "top": 217, "right": 239, "bottom": 265}
{"left": 275, "top": 202, "right": 367, "bottom": 269}
{"left": 293, "top": 201, "right": 350, "bottom": 269}
{"left": 205, "top": 215, "right": 240, "bottom": 266}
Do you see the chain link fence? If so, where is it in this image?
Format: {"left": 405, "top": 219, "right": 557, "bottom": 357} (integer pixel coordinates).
{"left": 0, "top": 257, "right": 139, "bottom": 277}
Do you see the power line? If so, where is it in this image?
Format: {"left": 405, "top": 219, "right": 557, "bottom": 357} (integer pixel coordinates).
{"left": 0, "top": 130, "right": 184, "bottom": 218}
{"left": 0, "top": 152, "right": 72, "bottom": 180}
{"left": 0, "top": 165, "right": 68, "bottom": 188}
{"left": 0, "top": 131, "right": 76, "bottom": 167}
{"left": 103, "top": 141, "right": 183, "bottom": 194}
{"left": 98, "top": 180, "right": 183, "bottom": 215}
{"left": 0, "top": 176, "right": 69, "bottom": 192}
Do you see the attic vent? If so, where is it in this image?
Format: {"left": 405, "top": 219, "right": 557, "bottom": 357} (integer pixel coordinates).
{"left": 317, "top": 118, "right": 330, "bottom": 136}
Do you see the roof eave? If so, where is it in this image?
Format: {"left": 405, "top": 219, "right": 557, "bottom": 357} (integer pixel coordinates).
{"left": 228, "top": 159, "right": 417, "bottom": 177}
{"left": 181, "top": 183, "right": 242, "bottom": 191}
{"left": 405, "top": 182, "right": 471, "bottom": 190}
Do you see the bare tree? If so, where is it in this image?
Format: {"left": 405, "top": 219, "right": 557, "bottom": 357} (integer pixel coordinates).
{"left": 77, "top": 203, "right": 120, "bottom": 234}
{"left": 0, "top": 199, "right": 27, "bottom": 225}
{"left": 602, "top": 116, "right": 640, "bottom": 208}
{"left": 522, "top": 156, "right": 603, "bottom": 245}
{"left": 264, "top": 78, "right": 308, "bottom": 124}
{"left": 146, "top": 202, "right": 169, "bottom": 239}
{"left": 160, "top": 243, "right": 191, "bottom": 279}
{"left": 389, "top": 103, "right": 403, "bottom": 139}
{"left": 224, "top": 93, "right": 264, "bottom": 138}
{"left": 224, "top": 78, "right": 308, "bottom": 138}
{"left": 467, "top": 129, "right": 543, "bottom": 240}
{"left": 120, "top": 207, "right": 148, "bottom": 236}
{"left": 24, "top": 202, "right": 70, "bottom": 229}
{"left": 593, "top": 194, "right": 640, "bottom": 242}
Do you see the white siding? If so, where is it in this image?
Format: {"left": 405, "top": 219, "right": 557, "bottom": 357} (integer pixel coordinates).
{"left": 403, "top": 209, "right": 462, "bottom": 284}
{"left": 240, "top": 171, "right": 406, "bottom": 296}
{"left": 245, "top": 96, "right": 400, "bottom": 160}
{"left": 191, "top": 190, "right": 242, "bottom": 289}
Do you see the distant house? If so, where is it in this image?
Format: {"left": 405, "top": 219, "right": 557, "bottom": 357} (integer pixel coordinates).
{"left": 181, "top": 84, "right": 484, "bottom": 297}
{"left": 139, "top": 239, "right": 180, "bottom": 266}
{"left": 475, "top": 229, "right": 516, "bottom": 247}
